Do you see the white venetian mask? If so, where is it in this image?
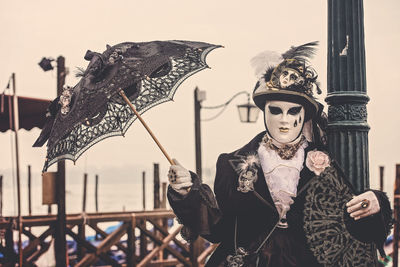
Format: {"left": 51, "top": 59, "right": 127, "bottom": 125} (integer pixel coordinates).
{"left": 264, "top": 100, "right": 305, "bottom": 144}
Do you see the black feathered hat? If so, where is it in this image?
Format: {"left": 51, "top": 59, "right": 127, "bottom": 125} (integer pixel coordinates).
{"left": 252, "top": 41, "right": 322, "bottom": 121}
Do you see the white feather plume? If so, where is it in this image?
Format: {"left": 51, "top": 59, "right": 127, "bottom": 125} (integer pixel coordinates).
{"left": 250, "top": 51, "right": 282, "bottom": 79}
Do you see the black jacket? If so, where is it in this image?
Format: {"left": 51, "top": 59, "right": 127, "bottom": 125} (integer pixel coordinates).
{"left": 168, "top": 132, "right": 392, "bottom": 267}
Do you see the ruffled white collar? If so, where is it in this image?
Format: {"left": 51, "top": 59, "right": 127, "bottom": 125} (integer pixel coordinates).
{"left": 257, "top": 137, "right": 308, "bottom": 223}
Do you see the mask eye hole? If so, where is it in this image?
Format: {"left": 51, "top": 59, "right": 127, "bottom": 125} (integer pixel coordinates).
{"left": 268, "top": 106, "right": 283, "bottom": 115}
{"left": 290, "top": 74, "right": 298, "bottom": 81}
{"left": 288, "top": 107, "right": 302, "bottom": 115}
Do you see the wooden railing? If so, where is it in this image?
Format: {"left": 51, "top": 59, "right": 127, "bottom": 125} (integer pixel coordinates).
{"left": 0, "top": 210, "right": 217, "bottom": 266}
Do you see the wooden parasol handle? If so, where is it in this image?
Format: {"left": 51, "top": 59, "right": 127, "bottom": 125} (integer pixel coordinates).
{"left": 119, "top": 90, "right": 174, "bottom": 165}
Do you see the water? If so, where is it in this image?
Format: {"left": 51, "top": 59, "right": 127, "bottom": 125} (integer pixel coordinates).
{"left": 0, "top": 165, "right": 215, "bottom": 216}
{"left": 2, "top": 174, "right": 164, "bottom": 216}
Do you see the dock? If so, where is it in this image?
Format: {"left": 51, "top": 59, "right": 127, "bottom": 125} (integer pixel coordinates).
{"left": 0, "top": 210, "right": 216, "bottom": 266}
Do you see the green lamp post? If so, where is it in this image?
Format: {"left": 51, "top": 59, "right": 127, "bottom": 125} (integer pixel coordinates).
{"left": 326, "top": 0, "right": 369, "bottom": 193}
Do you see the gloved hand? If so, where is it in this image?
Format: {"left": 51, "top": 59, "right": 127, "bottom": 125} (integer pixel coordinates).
{"left": 168, "top": 159, "right": 192, "bottom": 195}
{"left": 346, "top": 191, "right": 380, "bottom": 220}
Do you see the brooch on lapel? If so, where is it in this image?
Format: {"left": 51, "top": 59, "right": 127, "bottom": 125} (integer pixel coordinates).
{"left": 229, "top": 152, "right": 260, "bottom": 193}
{"left": 226, "top": 247, "right": 248, "bottom": 267}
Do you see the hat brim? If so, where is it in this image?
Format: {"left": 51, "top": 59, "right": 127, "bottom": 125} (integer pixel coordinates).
{"left": 253, "top": 88, "right": 320, "bottom": 121}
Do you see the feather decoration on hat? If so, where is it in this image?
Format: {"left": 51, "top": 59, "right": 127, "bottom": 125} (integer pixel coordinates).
{"left": 250, "top": 41, "right": 319, "bottom": 79}
{"left": 281, "top": 41, "right": 319, "bottom": 63}
{"left": 250, "top": 50, "right": 282, "bottom": 79}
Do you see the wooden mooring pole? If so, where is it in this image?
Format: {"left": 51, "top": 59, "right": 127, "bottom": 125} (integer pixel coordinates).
{"left": 95, "top": 174, "right": 99, "bottom": 213}
{"left": 161, "top": 182, "right": 168, "bottom": 260}
{"left": 139, "top": 218, "right": 148, "bottom": 261}
{"left": 82, "top": 173, "right": 88, "bottom": 212}
{"left": 161, "top": 182, "right": 167, "bottom": 209}
{"left": 28, "top": 165, "right": 32, "bottom": 216}
{"left": 77, "top": 221, "right": 86, "bottom": 261}
{"left": 380, "top": 166, "right": 384, "bottom": 192}
{"left": 0, "top": 175, "right": 2, "bottom": 217}
{"left": 394, "top": 164, "right": 400, "bottom": 267}
{"left": 153, "top": 163, "right": 161, "bottom": 254}
{"left": 5, "top": 224, "right": 16, "bottom": 264}
{"left": 154, "top": 163, "right": 160, "bottom": 210}
{"left": 54, "top": 56, "right": 67, "bottom": 267}
{"left": 143, "top": 171, "right": 146, "bottom": 210}
{"left": 127, "top": 218, "right": 136, "bottom": 266}
{"left": 55, "top": 160, "right": 67, "bottom": 267}
{"left": 80, "top": 171, "right": 88, "bottom": 259}
{"left": 11, "top": 72, "right": 23, "bottom": 266}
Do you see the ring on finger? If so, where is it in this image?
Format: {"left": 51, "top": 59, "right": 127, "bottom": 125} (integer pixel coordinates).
{"left": 360, "top": 199, "right": 370, "bottom": 209}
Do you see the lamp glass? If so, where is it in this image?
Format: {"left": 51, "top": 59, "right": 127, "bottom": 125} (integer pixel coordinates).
{"left": 237, "top": 103, "right": 260, "bottom": 123}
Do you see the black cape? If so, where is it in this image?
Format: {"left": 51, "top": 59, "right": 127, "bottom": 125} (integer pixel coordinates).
{"left": 168, "top": 132, "right": 392, "bottom": 267}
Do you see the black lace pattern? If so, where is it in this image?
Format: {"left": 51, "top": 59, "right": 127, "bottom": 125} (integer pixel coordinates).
{"left": 43, "top": 41, "right": 220, "bottom": 171}
{"left": 303, "top": 166, "right": 377, "bottom": 267}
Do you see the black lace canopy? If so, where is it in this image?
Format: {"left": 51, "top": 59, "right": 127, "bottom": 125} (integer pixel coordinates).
{"left": 34, "top": 41, "right": 221, "bottom": 171}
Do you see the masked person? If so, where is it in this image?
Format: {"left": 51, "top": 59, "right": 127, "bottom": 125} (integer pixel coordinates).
{"left": 167, "top": 42, "right": 392, "bottom": 267}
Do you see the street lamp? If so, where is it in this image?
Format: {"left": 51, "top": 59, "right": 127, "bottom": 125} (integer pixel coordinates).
{"left": 38, "top": 55, "right": 67, "bottom": 267}
{"left": 38, "top": 57, "right": 54, "bottom": 71}
{"left": 192, "top": 87, "right": 259, "bottom": 257}
{"left": 194, "top": 87, "right": 259, "bottom": 180}
{"left": 236, "top": 98, "right": 260, "bottom": 123}
{"left": 200, "top": 90, "right": 260, "bottom": 123}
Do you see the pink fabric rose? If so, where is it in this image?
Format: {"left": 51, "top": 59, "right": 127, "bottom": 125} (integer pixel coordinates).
{"left": 306, "top": 150, "right": 330, "bottom": 175}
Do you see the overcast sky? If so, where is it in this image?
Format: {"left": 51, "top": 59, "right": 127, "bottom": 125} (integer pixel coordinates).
{"left": 0, "top": 1, "right": 399, "bottom": 211}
